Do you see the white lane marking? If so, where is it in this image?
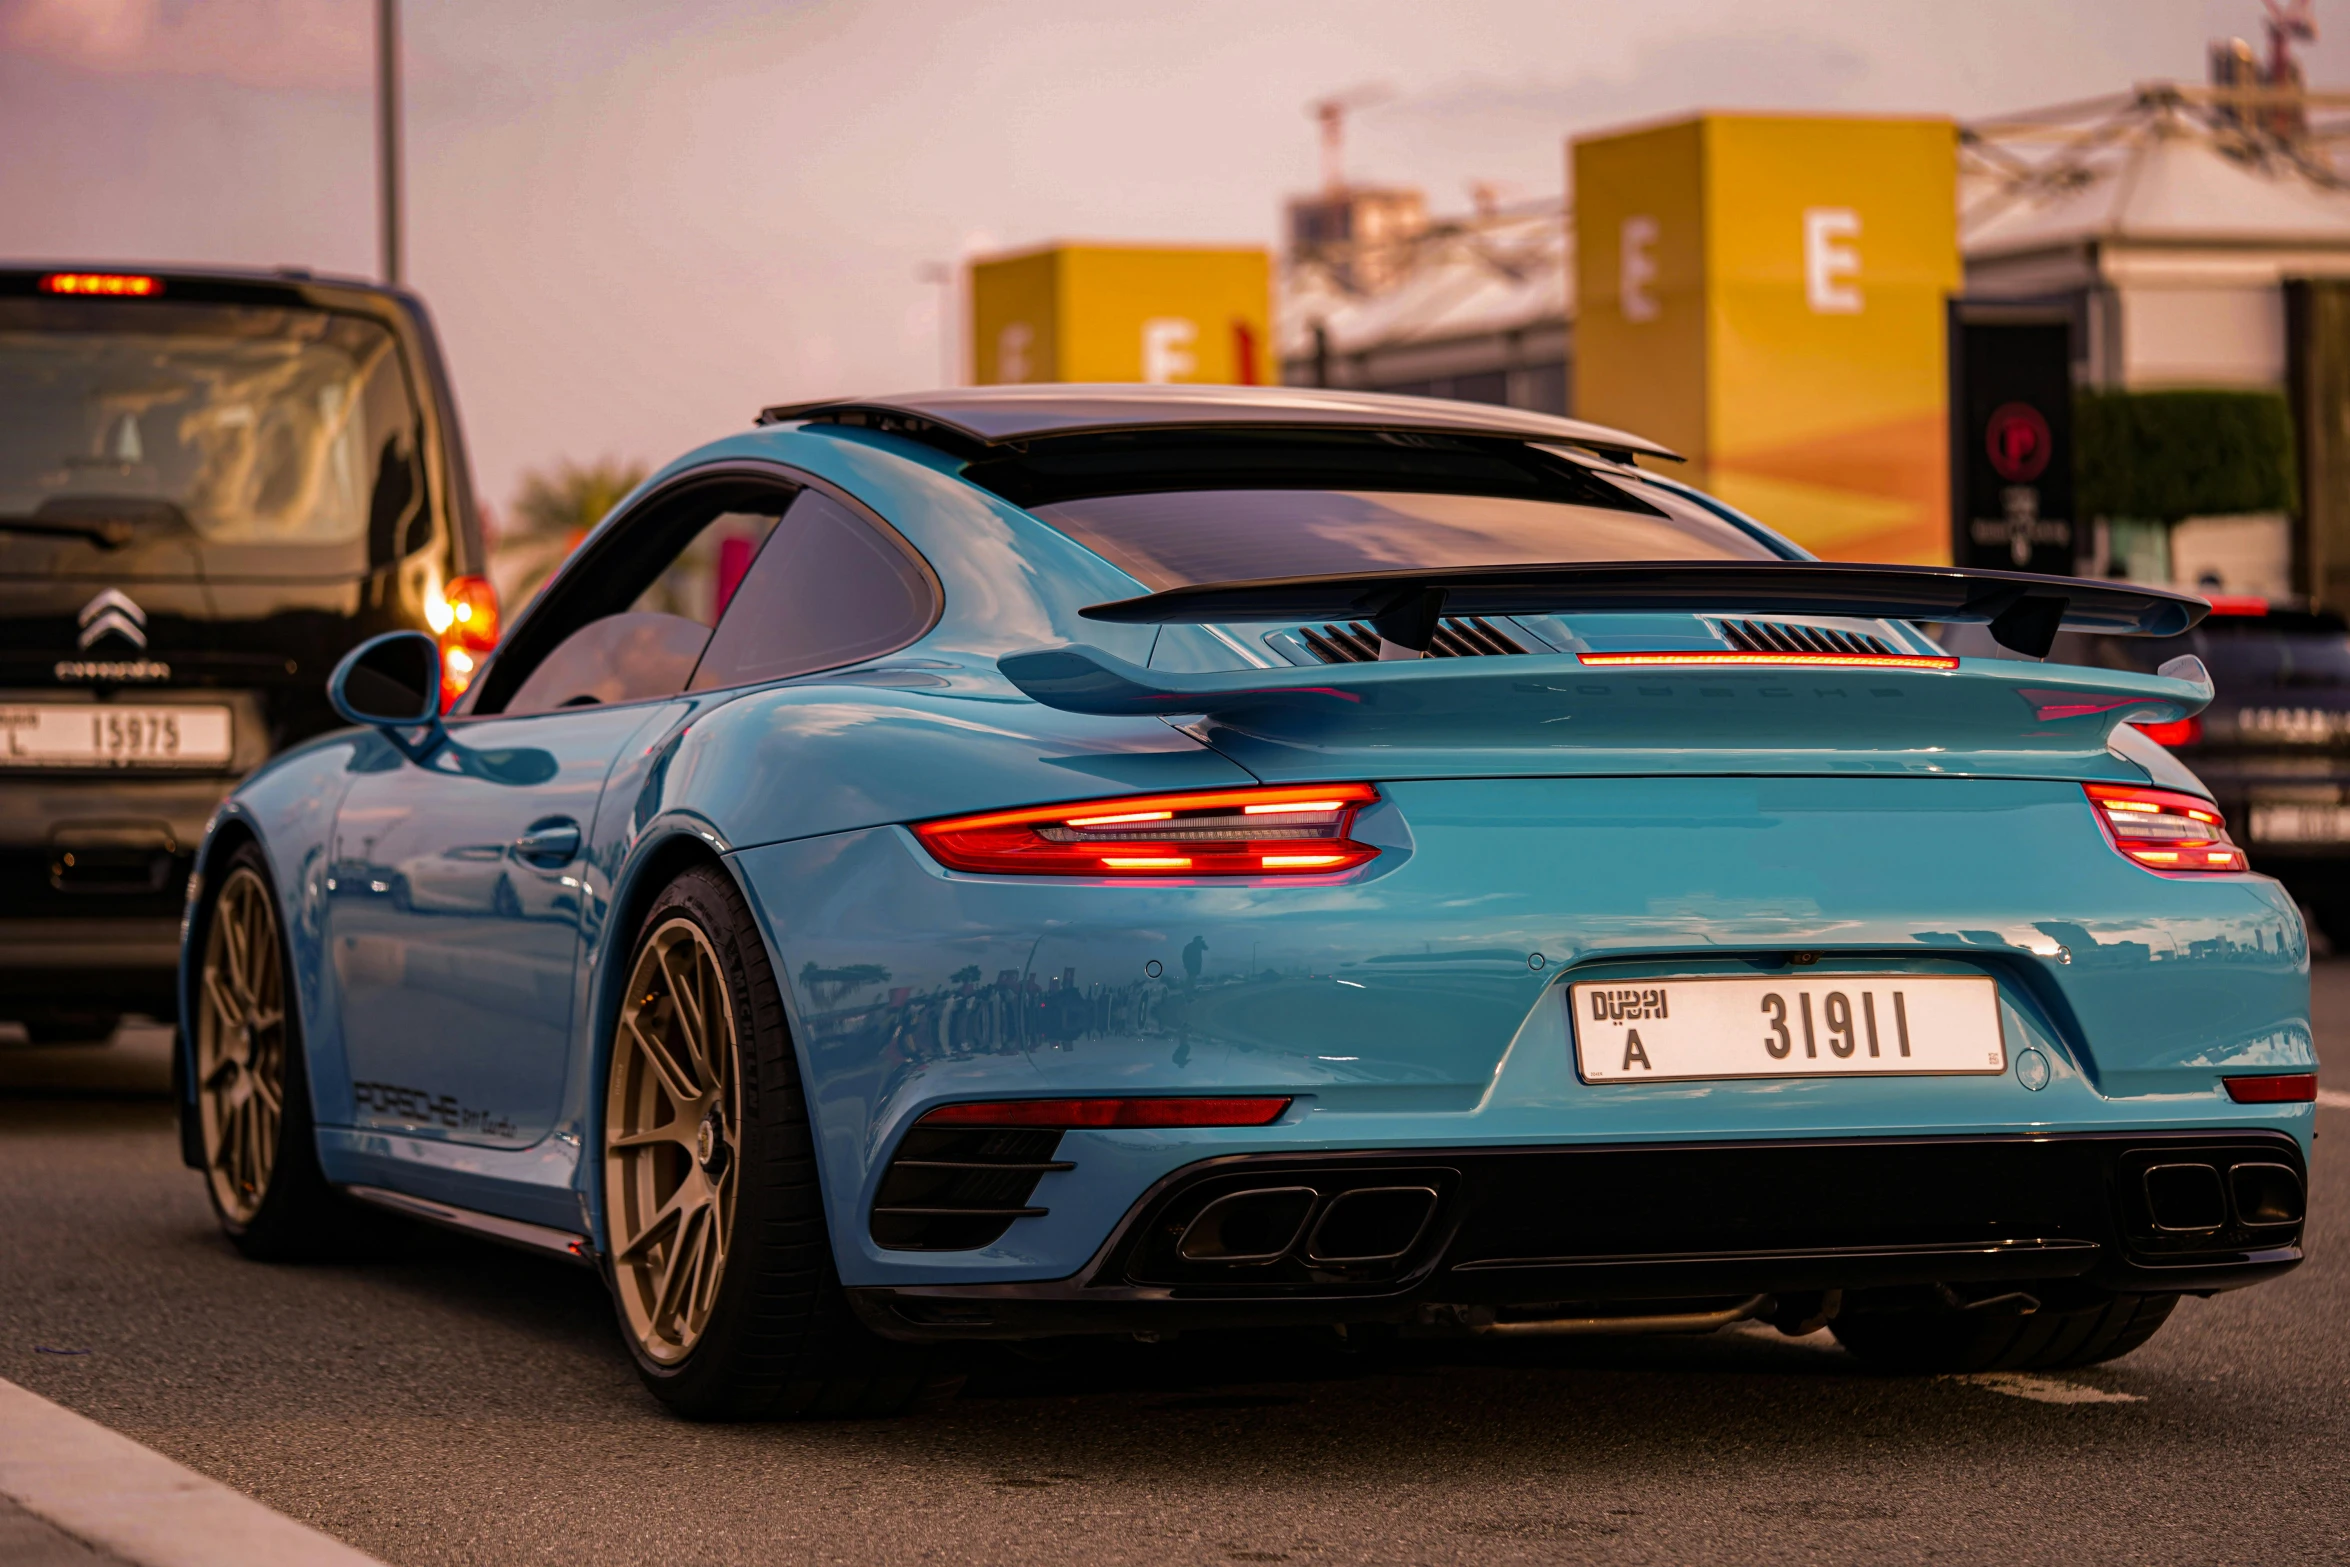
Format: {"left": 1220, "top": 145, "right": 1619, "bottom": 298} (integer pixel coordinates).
{"left": 2316, "top": 1088, "right": 2350, "bottom": 1110}
{"left": 0, "top": 1377, "right": 387, "bottom": 1567}
{"left": 1943, "top": 1372, "right": 2142, "bottom": 1404}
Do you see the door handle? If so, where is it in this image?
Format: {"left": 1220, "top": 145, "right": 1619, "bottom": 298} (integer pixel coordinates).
{"left": 512, "top": 819, "right": 582, "bottom": 866}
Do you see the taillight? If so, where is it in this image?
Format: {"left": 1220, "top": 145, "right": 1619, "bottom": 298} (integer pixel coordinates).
{"left": 428, "top": 573, "right": 500, "bottom": 711}
{"left": 2085, "top": 783, "right": 2247, "bottom": 873}
{"left": 918, "top": 1096, "right": 1292, "bottom": 1128}
{"left": 2131, "top": 716, "right": 2202, "bottom": 748}
{"left": 913, "top": 783, "right": 1381, "bottom": 877}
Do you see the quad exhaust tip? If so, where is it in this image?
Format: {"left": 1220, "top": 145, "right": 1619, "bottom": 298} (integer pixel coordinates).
{"left": 1175, "top": 1184, "right": 1439, "bottom": 1266}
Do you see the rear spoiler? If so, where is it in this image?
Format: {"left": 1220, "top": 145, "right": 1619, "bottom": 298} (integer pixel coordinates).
{"left": 1077, "top": 561, "right": 2207, "bottom": 660}
{"left": 997, "top": 641, "right": 2215, "bottom": 761}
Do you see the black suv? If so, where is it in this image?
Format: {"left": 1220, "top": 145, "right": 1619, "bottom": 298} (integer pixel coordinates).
{"left": 1, "top": 266, "right": 491, "bottom": 1042}
{"left": 2040, "top": 602, "right": 2350, "bottom": 943}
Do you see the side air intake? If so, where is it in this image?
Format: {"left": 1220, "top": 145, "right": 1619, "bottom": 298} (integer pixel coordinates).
{"left": 1718, "top": 619, "right": 1893, "bottom": 655}
{"left": 1299, "top": 616, "right": 1529, "bottom": 664}
{"left": 869, "top": 1126, "right": 1072, "bottom": 1251}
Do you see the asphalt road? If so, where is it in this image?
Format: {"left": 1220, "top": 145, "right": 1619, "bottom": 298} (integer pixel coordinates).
{"left": 1, "top": 982, "right": 2346, "bottom": 1567}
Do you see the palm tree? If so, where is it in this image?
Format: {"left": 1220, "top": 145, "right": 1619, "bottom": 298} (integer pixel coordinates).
{"left": 495, "top": 456, "right": 648, "bottom": 610}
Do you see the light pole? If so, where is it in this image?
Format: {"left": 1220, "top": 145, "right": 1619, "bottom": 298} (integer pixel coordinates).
{"left": 377, "top": 0, "right": 403, "bottom": 286}
{"left": 915, "top": 261, "right": 956, "bottom": 385}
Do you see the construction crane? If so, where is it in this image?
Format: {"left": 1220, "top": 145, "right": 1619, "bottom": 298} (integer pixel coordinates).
{"left": 1311, "top": 83, "right": 1394, "bottom": 195}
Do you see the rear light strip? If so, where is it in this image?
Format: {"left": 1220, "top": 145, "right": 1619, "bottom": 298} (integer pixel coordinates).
{"left": 918, "top": 1096, "right": 1292, "bottom": 1128}
{"left": 2084, "top": 783, "right": 2248, "bottom": 873}
{"left": 2223, "top": 1073, "right": 2317, "bottom": 1104}
{"left": 1576, "top": 651, "right": 1957, "bottom": 670}
{"left": 914, "top": 783, "right": 1380, "bottom": 878}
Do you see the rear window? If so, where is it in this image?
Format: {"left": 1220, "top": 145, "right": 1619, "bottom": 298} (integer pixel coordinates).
{"left": 971, "top": 428, "right": 1778, "bottom": 590}
{"left": 0, "top": 297, "right": 423, "bottom": 580}
{"left": 1032, "top": 487, "right": 1775, "bottom": 591}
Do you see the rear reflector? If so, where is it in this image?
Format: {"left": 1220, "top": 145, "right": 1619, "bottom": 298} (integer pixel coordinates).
{"left": 2223, "top": 1073, "right": 2317, "bottom": 1104}
{"left": 1576, "top": 651, "right": 1957, "bottom": 671}
{"left": 2084, "top": 783, "right": 2248, "bottom": 873}
{"left": 39, "top": 272, "right": 160, "bottom": 297}
{"left": 914, "top": 783, "right": 1380, "bottom": 877}
{"left": 918, "top": 1096, "right": 1292, "bottom": 1128}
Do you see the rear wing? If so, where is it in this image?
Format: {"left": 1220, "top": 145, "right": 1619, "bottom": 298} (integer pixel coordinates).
{"left": 997, "top": 642, "right": 2215, "bottom": 762}
{"left": 1077, "top": 561, "right": 2207, "bottom": 660}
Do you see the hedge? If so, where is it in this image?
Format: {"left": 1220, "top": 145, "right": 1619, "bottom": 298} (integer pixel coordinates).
{"left": 2074, "top": 388, "right": 2298, "bottom": 522}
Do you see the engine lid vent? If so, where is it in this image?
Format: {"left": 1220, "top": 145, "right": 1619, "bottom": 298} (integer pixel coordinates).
{"left": 1299, "top": 616, "right": 1530, "bottom": 664}
{"left": 1717, "top": 619, "right": 1893, "bottom": 656}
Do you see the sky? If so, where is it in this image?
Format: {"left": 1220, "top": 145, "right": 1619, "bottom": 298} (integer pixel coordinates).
{"left": 4, "top": 0, "right": 2343, "bottom": 522}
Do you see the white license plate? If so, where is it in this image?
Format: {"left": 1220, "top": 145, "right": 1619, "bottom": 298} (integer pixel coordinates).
{"left": 2249, "top": 802, "right": 2350, "bottom": 844}
{"left": 1570, "top": 974, "right": 2005, "bottom": 1083}
{"left": 0, "top": 703, "right": 233, "bottom": 768}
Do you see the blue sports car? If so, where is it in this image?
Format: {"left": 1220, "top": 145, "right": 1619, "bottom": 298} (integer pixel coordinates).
{"left": 177, "top": 385, "right": 2317, "bottom": 1418}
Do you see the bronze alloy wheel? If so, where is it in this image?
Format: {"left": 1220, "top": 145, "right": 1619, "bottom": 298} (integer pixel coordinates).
{"left": 606, "top": 914, "right": 742, "bottom": 1366}
{"left": 196, "top": 863, "right": 288, "bottom": 1224}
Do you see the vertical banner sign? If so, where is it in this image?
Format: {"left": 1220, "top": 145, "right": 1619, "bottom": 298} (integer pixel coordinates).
{"left": 1574, "top": 115, "right": 1962, "bottom": 564}
{"left": 970, "top": 246, "right": 1272, "bottom": 386}
{"left": 1956, "top": 320, "right": 2075, "bottom": 572}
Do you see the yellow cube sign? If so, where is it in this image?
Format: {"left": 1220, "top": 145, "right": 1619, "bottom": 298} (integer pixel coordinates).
{"left": 1574, "top": 114, "right": 1960, "bottom": 564}
{"left": 969, "top": 245, "right": 1273, "bottom": 387}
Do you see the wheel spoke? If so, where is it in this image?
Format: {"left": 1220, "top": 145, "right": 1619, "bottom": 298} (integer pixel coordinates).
{"left": 612, "top": 1180, "right": 695, "bottom": 1264}
{"left": 609, "top": 1123, "right": 693, "bottom": 1151}
{"left": 219, "top": 891, "right": 252, "bottom": 995}
{"left": 652, "top": 1203, "right": 709, "bottom": 1332}
{"left": 658, "top": 943, "right": 710, "bottom": 1083}
{"left": 202, "top": 968, "right": 245, "bottom": 1032}
{"left": 624, "top": 1015, "right": 701, "bottom": 1110}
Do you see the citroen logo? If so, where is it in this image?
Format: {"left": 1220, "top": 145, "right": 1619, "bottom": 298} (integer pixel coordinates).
{"left": 77, "top": 588, "right": 148, "bottom": 650}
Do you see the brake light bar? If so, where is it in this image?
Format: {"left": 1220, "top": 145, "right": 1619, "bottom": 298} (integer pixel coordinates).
{"left": 2085, "top": 783, "right": 2247, "bottom": 873}
{"left": 913, "top": 783, "right": 1381, "bottom": 878}
{"left": 1576, "top": 651, "right": 1957, "bottom": 671}
{"left": 918, "top": 1096, "right": 1292, "bottom": 1128}
{"left": 39, "top": 272, "right": 160, "bottom": 297}
{"left": 2223, "top": 1073, "right": 2316, "bottom": 1104}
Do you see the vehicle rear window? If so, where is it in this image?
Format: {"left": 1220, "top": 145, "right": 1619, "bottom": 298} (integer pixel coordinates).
{"left": 0, "top": 297, "right": 422, "bottom": 580}
{"left": 1030, "top": 485, "right": 1777, "bottom": 592}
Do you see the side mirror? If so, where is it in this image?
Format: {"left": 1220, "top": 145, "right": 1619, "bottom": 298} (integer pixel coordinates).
{"left": 329, "top": 631, "right": 445, "bottom": 761}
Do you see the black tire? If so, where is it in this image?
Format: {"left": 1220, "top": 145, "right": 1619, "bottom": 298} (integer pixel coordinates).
{"left": 602, "top": 861, "right": 960, "bottom": 1420}
{"left": 20, "top": 1011, "right": 121, "bottom": 1046}
{"left": 1831, "top": 1289, "right": 2178, "bottom": 1373}
{"left": 191, "top": 843, "right": 351, "bottom": 1260}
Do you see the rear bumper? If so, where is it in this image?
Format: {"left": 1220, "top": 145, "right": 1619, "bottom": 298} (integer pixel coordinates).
{"left": 0, "top": 917, "right": 180, "bottom": 1013}
{"left": 850, "top": 1130, "right": 2306, "bottom": 1340}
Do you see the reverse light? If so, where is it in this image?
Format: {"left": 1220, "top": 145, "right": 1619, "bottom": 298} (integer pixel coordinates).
{"left": 2222, "top": 1073, "right": 2317, "bottom": 1104}
{"left": 913, "top": 783, "right": 1381, "bottom": 878}
{"left": 2085, "top": 783, "right": 2248, "bottom": 873}
{"left": 2132, "top": 716, "right": 2203, "bottom": 748}
{"left": 430, "top": 573, "right": 500, "bottom": 710}
{"left": 40, "top": 272, "right": 160, "bottom": 297}
{"left": 1576, "top": 651, "right": 1958, "bottom": 671}
{"left": 918, "top": 1096, "right": 1292, "bottom": 1128}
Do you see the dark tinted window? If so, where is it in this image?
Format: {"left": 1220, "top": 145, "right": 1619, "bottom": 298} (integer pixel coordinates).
{"left": 689, "top": 490, "right": 936, "bottom": 690}
{"left": 0, "top": 297, "right": 421, "bottom": 580}
{"left": 1031, "top": 485, "right": 1774, "bottom": 592}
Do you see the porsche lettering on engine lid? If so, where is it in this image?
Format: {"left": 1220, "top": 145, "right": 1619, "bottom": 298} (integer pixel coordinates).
{"left": 1570, "top": 974, "right": 2005, "bottom": 1083}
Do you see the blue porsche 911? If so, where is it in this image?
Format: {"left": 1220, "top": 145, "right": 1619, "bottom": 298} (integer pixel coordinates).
{"left": 177, "top": 385, "right": 2317, "bottom": 1418}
